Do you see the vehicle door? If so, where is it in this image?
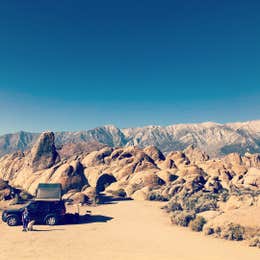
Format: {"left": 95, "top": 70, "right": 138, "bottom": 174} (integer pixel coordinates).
{"left": 27, "top": 201, "right": 41, "bottom": 222}
{"left": 27, "top": 201, "right": 49, "bottom": 223}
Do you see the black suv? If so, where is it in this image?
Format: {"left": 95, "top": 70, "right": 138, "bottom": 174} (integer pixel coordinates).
{"left": 2, "top": 200, "right": 66, "bottom": 226}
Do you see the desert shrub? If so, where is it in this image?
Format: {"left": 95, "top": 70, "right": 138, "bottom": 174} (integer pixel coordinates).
{"left": 249, "top": 236, "right": 260, "bottom": 248}
{"left": 183, "top": 192, "right": 218, "bottom": 213}
{"left": 167, "top": 200, "right": 183, "bottom": 211}
{"left": 221, "top": 223, "right": 245, "bottom": 241}
{"left": 203, "top": 226, "right": 214, "bottom": 235}
{"left": 167, "top": 191, "right": 219, "bottom": 213}
{"left": 171, "top": 211, "right": 195, "bottom": 227}
{"left": 189, "top": 216, "right": 207, "bottom": 232}
{"left": 215, "top": 226, "right": 222, "bottom": 236}
{"left": 218, "top": 189, "right": 230, "bottom": 202}
{"left": 148, "top": 191, "right": 168, "bottom": 201}
{"left": 109, "top": 189, "right": 127, "bottom": 198}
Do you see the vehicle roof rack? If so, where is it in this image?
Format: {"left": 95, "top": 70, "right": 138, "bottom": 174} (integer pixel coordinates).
{"left": 35, "top": 183, "right": 62, "bottom": 201}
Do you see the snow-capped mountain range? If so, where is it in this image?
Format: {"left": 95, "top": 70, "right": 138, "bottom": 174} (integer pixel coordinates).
{"left": 1, "top": 120, "right": 260, "bottom": 157}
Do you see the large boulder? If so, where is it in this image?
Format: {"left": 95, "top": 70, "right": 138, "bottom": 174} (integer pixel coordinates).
{"left": 50, "top": 160, "right": 87, "bottom": 192}
{"left": 218, "top": 195, "right": 254, "bottom": 211}
{"left": 184, "top": 145, "right": 209, "bottom": 164}
{"left": 131, "top": 187, "right": 150, "bottom": 201}
{"left": 29, "top": 132, "right": 60, "bottom": 172}
{"left": 178, "top": 165, "right": 205, "bottom": 178}
{"left": 69, "top": 192, "right": 88, "bottom": 204}
{"left": 156, "top": 170, "right": 178, "bottom": 183}
{"left": 204, "top": 176, "right": 223, "bottom": 193}
{"left": 58, "top": 141, "right": 106, "bottom": 159}
{"left": 243, "top": 153, "right": 260, "bottom": 168}
{"left": 166, "top": 151, "right": 190, "bottom": 169}
{"left": 143, "top": 146, "right": 165, "bottom": 162}
{"left": 82, "top": 186, "right": 96, "bottom": 201}
{"left": 244, "top": 168, "right": 260, "bottom": 188}
{"left": 81, "top": 147, "right": 114, "bottom": 167}
{"left": 0, "top": 151, "right": 26, "bottom": 180}
{"left": 223, "top": 153, "right": 243, "bottom": 168}
{"left": 127, "top": 170, "right": 165, "bottom": 194}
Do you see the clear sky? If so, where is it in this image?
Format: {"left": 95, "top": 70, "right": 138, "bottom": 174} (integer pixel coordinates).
{"left": 1, "top": 0, "right": 260, "bottom": 134}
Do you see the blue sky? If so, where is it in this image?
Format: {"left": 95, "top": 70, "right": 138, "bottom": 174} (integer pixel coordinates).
{"left": 0, "top": 0, "right": 260, "bottom": 134}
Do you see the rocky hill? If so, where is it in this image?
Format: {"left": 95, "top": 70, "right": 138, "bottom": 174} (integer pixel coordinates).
{"left": 1, "top": 131, "right": 260, "bottom": 246}
{"left": 1, "top": 120, "right": 260, "bottom": 157}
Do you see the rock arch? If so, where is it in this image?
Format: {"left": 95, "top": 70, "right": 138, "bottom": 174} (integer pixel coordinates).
{"left": 96, "top": 174, "right": 117, "bottom": 193}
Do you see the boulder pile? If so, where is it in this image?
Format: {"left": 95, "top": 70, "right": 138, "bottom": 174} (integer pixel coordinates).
{"left": 0, "top": 131, "right": 260, "bottom": 246}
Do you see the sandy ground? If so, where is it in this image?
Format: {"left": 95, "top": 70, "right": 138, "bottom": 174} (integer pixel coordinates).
{"left": 1, "top": 200, "right": 260, "bottom": 260}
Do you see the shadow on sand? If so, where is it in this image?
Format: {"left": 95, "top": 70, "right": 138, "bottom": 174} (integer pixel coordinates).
{"left": 80, "top": 214, "right": 113, "bottom": 223}
{"left": 97, "top": 193, "right": 132, "bottom": 205}
{"left": 60, "top": 212, "right": 114, "bottom": 225}
{"left": 30, "top": 213, "right": 113, "bottom": 231}
{"left": 31, "top": 228, "right": 65, "bottom": 232}
{"left": 27, "top": 213, "right": 113, "bottom": 232}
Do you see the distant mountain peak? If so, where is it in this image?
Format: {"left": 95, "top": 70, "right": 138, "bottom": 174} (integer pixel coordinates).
{"left": 0, "top": 119, "right": 260, "bottom": 157}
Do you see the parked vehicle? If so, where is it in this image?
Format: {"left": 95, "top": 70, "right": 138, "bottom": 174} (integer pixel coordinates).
{"left": 2, "top": 200, "right": 66, "bottom": 226}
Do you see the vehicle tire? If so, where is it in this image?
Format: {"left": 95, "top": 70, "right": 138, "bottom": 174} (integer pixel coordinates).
{"left": 45, "top": 215, "right": 58, "bottom": 226}
{"left": 7, "top": 215, "right": 18, "bottom": 226}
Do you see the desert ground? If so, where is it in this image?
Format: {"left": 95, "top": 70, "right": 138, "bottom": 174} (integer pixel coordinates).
{"left": 1, "top": 200, "right": 260, "bottom": 260}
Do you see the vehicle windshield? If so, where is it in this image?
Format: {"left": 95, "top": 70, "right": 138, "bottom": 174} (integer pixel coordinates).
{"left": 20, "top": 201, "right": 34, "bottom": 210}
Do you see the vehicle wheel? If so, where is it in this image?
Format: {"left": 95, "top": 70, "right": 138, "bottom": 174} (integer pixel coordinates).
{"left": 7, "top": 215, "right": 18, "bottom": 226}
{"left": 45, "top": 215, "right": 58, "bottom": 226}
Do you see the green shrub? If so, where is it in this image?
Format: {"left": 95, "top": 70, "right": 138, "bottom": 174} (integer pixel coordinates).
{"left": 171, "top": 211, "right": 195, "bottom": 227}
{"left": 183, "top": 192, "right": 218, "bottom": 213}
{"left": 167, "top": 191, "right": 219, "bottom": 214}
{"left": 221, "top": 223, "right": 245, "bottom": 241}
{"left": 189, "top": 216, "right": 207, "bottom": 232}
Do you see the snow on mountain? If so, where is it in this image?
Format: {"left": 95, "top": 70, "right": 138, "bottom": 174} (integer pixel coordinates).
{"left": 0, "top": 120, "right": 260, "bottom": 157}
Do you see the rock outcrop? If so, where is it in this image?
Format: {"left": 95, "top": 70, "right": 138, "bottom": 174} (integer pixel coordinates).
{"left": 2, "top": 130, "right": 260, "bottom": 248}
{"left": 0, "top": 131, "right": 260, "bottom": 217}
{"left": 29, "top": 132, "right": 60, "bottom": 171}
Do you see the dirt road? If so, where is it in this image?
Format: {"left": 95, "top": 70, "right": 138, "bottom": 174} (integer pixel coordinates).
{"left": 1, "top": 200, "right": 260, "bottom": 260}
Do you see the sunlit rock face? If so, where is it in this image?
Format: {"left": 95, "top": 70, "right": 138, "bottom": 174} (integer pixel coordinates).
{"left": 29, "top": 132, "right": 60, "bottom": 172}
{"left": 0, "top": 130, "right": 260, "bottom": 203}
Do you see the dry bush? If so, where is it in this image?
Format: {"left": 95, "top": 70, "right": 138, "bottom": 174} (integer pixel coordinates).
{"left": 167, "top": 201, "right": 182, "bottom": 211}
{"left": 171, "top": 211, "right": 195, "bottom": 227}
{"left": 148, "top": 191, "right": 168, "bottom": 201}
{"left": 221, "top": 223, "right": 245, "bottom": 241}
{"left": 189, "top": 216, "right": 207, "bottom": 232}
{"left": 167, "top": 191, "right": 219, "bottom": 214}
{"left": 249, "top": 236, "right": 260, "bottom": 248}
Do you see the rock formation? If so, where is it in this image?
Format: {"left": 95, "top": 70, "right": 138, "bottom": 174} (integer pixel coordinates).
{"left": 1, "top": 130, "right": 260, "bottom": 247}
{"left": 29, "top": 132, "right": 60, "bottom": 171}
